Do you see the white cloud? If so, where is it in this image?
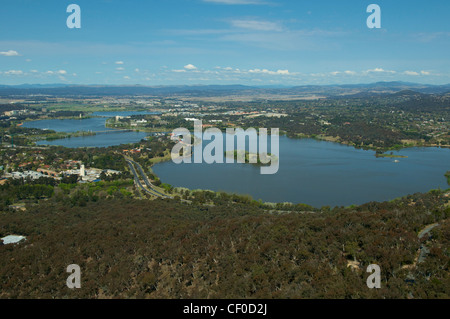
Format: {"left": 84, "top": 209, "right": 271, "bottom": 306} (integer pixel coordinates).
{"left": 172, "top": 69, "right": 187, "bottom": 73}
{"left": 0, "top": 50, "right": 20, "bottom": 56}
{"left": 420, "top": 70, "right": 431, "bottom": 75}
{"left": 248, "top": 68, "right": 290, "bottom": 75}
{"left": 275, "top": 69, "right": 290, "bottom": 75}
{"left": 184, "top": 64, "right": 197, "bottom": 70}
{"left": 42, "top": 70, "right": 67, "bottom": 76}
{"left": 4, "top": 70, "right": 23, "bottom": 75}
{"left": 115, "top": 61, "right": 124, "bottom": 65}
{"left": 134, "top": 68, "right": 140, "bottom": 73}
{"left": 368, "top": 68, "right": 384, "bottom": 72}
{"left": 404, "top": 71, "right": 419, "bottom": 76}
{"left": 203, "top": 0, "right": 269, "bottom": 4}
{"left": 365, "top": 68, "right": 396, "bottom": 74}
{"left": 123, "top": 76, "right": 130, "bottom": 80}
{"left": 116, "top": 67, "right": 125, "bottom": 71}
{"left": 344, "top": 70, "right": 357, "bottom": 75}
{"left": 230, "top": 19, "right": 282, "bottom": 32}
{"left": 414, "top": 32, "right": 450, "bottom": 43}
{"left": 216, "top": 66, "right": 237, "bottom": 72}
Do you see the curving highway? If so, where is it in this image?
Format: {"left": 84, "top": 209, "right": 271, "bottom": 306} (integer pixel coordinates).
{"left": 125, "top": 157, "right": 172, "bottom": 199}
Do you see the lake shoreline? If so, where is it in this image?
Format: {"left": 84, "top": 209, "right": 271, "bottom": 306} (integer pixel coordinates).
{"left": 151, "top": 136, "right": 450, "bottom": 208}
{"left": 23, "top": 113, "right": 450, "bottom": 154}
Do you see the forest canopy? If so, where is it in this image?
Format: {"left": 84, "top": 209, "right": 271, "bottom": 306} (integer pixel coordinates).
{"left": 0, "top": 189, "right": 448, "bottom": 299}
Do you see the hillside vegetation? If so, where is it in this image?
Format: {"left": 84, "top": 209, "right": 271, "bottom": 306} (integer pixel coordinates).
{"left": 0, "top": 190, "right": 449, "bottom": 299}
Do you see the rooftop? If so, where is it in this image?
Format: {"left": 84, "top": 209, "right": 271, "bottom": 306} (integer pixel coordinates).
{"left": 1, "top": 235, "right": 26, "bottom": 245}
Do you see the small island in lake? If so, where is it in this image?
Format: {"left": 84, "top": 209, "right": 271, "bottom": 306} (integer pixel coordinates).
{"left": 224, "top": 150, "right": 278, "bottom": 166}
{"left": 375, "top": 152, "right": 408, "bottom": 159}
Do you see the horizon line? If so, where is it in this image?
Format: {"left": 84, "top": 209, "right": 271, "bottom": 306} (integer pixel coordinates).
{"left": 1, "top": 81, "right": 450, "bottom": 88}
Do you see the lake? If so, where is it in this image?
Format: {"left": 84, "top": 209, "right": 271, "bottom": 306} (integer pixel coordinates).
{"left": 23, "top": 111, "right": 156, "bottom": 148}
{"left": 152, "top": 134, "right": 450, "bottom": 207}
{"left": 22, "top": 116, "right": 450, "bottom": 207}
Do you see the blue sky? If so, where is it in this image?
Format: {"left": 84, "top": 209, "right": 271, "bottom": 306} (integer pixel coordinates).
{"left": 0, "top": 0, "right": 449, "bottom": 86}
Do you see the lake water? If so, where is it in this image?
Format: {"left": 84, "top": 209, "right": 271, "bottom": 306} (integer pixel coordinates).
{"left": 22, "top": 116, "right": 450, "bottom": 207}
{"left": 152, "top": 134, "right": 450, "bottom": 207}
{"left": 23, "top": 111, "right": 156, "bottom": 148}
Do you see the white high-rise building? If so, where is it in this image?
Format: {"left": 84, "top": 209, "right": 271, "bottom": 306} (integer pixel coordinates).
{"left": 80, "top": 165, "right": 86, "bottom": 177}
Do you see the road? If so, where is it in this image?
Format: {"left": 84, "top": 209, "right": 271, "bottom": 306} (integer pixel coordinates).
{"left": 417, "top": 223, "right": 439, "bottom": 264}
{"left": 401, "top": 222, "right": 440, "bottom": 272}
{"left": 125, "top": 157, "right": 172, "bottom": 199}
{"left": 418, "top": 223, "right": 439, "bottom": 240}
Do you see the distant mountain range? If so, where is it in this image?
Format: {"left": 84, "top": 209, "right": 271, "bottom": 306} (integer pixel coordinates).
{"left": 0, "top": 81, "right": 449, "bottom": 98}
{"left": 279, "top": 82, "right": 450, "bottom": 95}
